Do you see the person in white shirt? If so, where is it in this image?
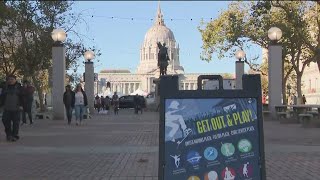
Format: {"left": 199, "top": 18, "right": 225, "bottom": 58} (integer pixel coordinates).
{"left": 74, "top": 84, "right": 88, "bottom": 125}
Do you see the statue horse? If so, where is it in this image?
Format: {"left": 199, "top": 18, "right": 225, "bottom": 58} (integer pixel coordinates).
{"left": 157, "top": 42, "right": 170, "bottom": 76}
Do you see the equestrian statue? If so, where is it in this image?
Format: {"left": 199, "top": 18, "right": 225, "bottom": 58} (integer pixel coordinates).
{"left": 157, "top": 42, "right": 170, "bottom": 76}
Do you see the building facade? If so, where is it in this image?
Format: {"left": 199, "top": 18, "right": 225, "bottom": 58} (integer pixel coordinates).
{"left": 96, "top": 4, "right": 235, "bottom": 96}
{"left": 302, "top": 62, "right": 320, "bottom": 104}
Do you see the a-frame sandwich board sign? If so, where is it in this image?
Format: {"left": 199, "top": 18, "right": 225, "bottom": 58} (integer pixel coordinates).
{"left": 159, "top": 74, "right": 266, "bottom": 180}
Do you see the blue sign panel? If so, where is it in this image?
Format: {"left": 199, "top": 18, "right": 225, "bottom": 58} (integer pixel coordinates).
{"left": 164, "top": 98, "right": 261, "bottom": 180}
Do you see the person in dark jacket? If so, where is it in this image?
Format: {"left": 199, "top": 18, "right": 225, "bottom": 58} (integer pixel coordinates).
{"left": 21, "top": 80, "right": 35, "bottom": 125}
{"left": 0, "top": 75, "right": 23, "bottom": 142}
{"left": 112, "top": 92, "right": 119, "bottom": 115}
{"left": 134, "top": 94, "right": 143, "bottom": 114}
{"left": 302, "top": 94, "right": 307, "bottom": 104}
{"left": 100, "top": 96, "right": 105, "bottom": 111}
{"left": 63, "top": 85, "right": 75, "bottom": 125}
{"left": 74, "top": 84, "right": 88, "bottom": 125}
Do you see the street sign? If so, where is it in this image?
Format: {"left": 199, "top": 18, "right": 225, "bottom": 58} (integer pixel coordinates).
{"left": 159, "top": 75, "right": 266, "bottom": 180}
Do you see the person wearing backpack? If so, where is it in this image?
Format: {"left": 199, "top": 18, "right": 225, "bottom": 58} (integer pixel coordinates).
{"left": 0, "top": 75, "right": 24, "bottom": 142}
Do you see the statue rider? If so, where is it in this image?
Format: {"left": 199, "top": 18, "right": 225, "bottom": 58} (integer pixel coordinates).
{"left": 157, "top": 42, "right": 170, "bottom": 76}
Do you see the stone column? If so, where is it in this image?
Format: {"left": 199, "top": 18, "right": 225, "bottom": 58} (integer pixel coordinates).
{"left": 52, "top": 44, "right": 66, "bottom": 120}
{"left": 128, "top": 83, "right": 131, "bottom": 94}
{"left": 268, "top": 44, "right": 282, "bottom": 119}
{"left": 183, "top": 83, "right": 186, "bottom": 90}
{"left": 134, "top": 83, "right": 136, "bottom": 91}
{"left": 129, "top": 83, "right": 132, "bottom": 94}
{"left": 85, "top": 61, "right": 95, "bottom": 114}
{"left": 235, "top": 61, "right": 244, "bottom": 89}
{"left": 112, "top": 84, "right": 115, "bottom": 93}
{"left": 122, "top": 83, "right": 125, "bottom": 94}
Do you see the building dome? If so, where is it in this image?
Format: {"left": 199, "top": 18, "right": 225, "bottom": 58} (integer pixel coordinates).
{"left": 137, "top": 2, "right": 184, "bottom": 75}
{"left": 143, "top": 3, "right": 175, "bottom": 48}
{"left": 143, "top": 25, "right": 175, "bottom": 47}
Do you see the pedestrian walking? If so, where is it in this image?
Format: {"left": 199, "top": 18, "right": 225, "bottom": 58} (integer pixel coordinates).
{"left": 74, "top": 84, "right": 88, "bottom": 125}
{"left": 63, "top": 85, "right": 75, "bottom": 125}
{"left": 0, "top": 75, "right": 24, "bottom": 142}
{"left": 94, "top": 95, "right": 101, "bottom": 113}
{"left": 21, "top": 80, "right": 35, "bottom": 125}
{"left": 112, "top": 92, "right": 119, "bottom": 115}
{"left": 134, "top": 94, "right": 142, "bottom": 114}
{"left": 104, "top": 96, "right": 110, "bottom": 111}
{"left": 100, "top": 96, "right": 105, "bottom": 112}
{"left": 302, "top": 94, "right": 307, "bottom": 104}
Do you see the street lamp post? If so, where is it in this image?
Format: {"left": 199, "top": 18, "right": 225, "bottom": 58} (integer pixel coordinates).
{"left": 267, "top": 27, "right": 283, "bottom": 119}
{"left": 84, "top": 50, "right": 95, "bottom": 114}
{"left": 235, "top": 50, "right": 246, "bottom": 89}
{"left": 51, "top": 28, "right": 67, "bottom": 120}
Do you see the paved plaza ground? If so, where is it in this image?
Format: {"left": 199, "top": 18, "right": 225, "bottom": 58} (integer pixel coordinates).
{"left": 0, "top": 109, "right": 320, "bottom": 180}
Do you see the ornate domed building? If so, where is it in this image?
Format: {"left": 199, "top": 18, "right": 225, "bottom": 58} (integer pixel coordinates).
{"left": 97, "top": 3, "right": 235, "bottom": 96}
{"left": 137, "top": 4, "right": 184, "bottom": 75}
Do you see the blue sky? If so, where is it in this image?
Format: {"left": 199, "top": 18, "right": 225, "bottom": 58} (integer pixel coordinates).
{"left": 70, "top": 1, "right": 262, "bottom": 74}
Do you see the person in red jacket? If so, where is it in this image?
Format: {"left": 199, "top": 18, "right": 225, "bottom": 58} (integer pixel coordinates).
{"left": 21, "top": 80, "right": 35, "bottom": 125}
{"left": 262, "top": 94, "right": 266, "bottom": 104}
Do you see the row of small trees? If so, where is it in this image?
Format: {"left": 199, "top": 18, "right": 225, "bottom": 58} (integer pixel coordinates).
{"left": 0, "top": 1, "right": 101, "bottom": 111}
{"left": 199, "top": 1, "right": 320, "bottom": 104}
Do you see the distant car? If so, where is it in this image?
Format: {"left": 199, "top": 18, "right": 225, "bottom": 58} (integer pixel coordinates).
{"left": 119, "top": 95, "right": 146, "bottom": 109}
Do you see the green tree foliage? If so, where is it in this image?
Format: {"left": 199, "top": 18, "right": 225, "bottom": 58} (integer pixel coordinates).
{"left": 0, "top": 1, "right": 101, "bottom": 111}
{"left": 199, "top": 1, "right": 318, "bottom": 102}
{"left": 254, "top": 1, "right": 318, "bottom": 99}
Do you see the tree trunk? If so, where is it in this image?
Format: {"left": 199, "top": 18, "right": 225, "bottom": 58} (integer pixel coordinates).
{"left": 282, "top": 79, "right": 287, "bottom": 105}
{"left": 32, "top": 76, "right": 45, "bottom": 112}
{"left": 296, "top": 73, "right": 302, "bottom": 98}
{"left": 282, "top": 57, "right": 286, "bottom": 104}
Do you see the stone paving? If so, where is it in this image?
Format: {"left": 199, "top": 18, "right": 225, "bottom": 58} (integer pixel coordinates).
{"left": 0, "top": 109, "right": 320, "bottom": 180}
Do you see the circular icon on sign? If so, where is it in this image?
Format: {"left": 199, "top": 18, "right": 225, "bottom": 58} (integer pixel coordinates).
{"left": 221, "top": 167, "right": 236, "bottom": 180}
{"left": 204, "top": 170, "right": 218, "bottom": 180}
{"left": 238, "top": 139, "right": 252, "bottom": 153}
{"left": 187, "top": 150, "right": 202, "bottom": 165}
{"left": 221, "top": 143, "right": 235, "bottom": 157}
{"left": 239, "top": 162, "right": 253, "bottom": 178}
{"left": 188, "top": 176, "right": 200, "bottom": 180}
{"left": 204, "top": 147, "right": 218, "bottom": 161}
